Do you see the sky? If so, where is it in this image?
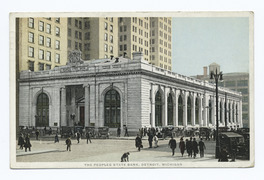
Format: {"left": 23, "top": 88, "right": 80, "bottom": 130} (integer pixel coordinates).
{"left": 172, "top": 17, "right": 249, "bottom": 76}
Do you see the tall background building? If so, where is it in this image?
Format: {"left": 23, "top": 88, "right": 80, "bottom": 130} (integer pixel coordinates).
{"left": 196, "top": 63, "right": 250, "bottom": 128}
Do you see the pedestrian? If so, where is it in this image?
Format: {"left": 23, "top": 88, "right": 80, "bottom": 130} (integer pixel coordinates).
{"left": 65, "top": 136, "right": 72, "bottom": 151}
{"left": 117, "top": 127, "right": 121, "bottom": 137}
{"left": 153, "top": 134, "right": 159, "bottom": 148}
{"left": 24, "top": 134, "right": 31, "bottom": 152}
{"left": 206, "top": 130, "right": 210, "bottom": 141}
{"left": 192, "top": 138, "right": 199, "bottom": 158}
{"left": 76, "top": 131, "right": 81, "bottom": 143}
{"left": 198, "top": 138, "right": 206, "bottom": 158}
{"left": 54, "top": 133, "right": 59, "bottom": 143}
{"left": 144, "top": 127, "right": 147, "bottom": 137}
{"left": 218, "top": 146, "right": 228, "bottom": 162}
{"left": 18, "top": 133, "right": 24, "bottom": 150}
{"left": 168, "top": 136, "right": 177, "bottom": 156}
{"left": 135, "top": 134, "right": 142, "bottom": 151}
{"left": 189, "top": 137, "right": 193, "bottom": 157}
{"left": 48, "top": 127, "right": 52, "bottom": 136}
{"left": 186, "top": 139, "right": 192, "bottom": 157}
{"left": 86, "top": 132, "right": 92, "bottom": 144}
{"left": 148, "top": 132, "right": 153, "bottom": 148}
{"left": 35, "top": 129, "right": 39, "bottom": 140}
{"left": 179, "top": 137, "right": 185, "bottom": 157}
{"left": 213, "top": 129, "right": 216, "bottom": 141}
{"left": 44, "top": 126, "right": 47, "bottom": 135}
{"left": 140, "top": 128, "right": 144, "bottom": 138}
{"left": 124, "top": 126, "right": 129, "bottom": 137}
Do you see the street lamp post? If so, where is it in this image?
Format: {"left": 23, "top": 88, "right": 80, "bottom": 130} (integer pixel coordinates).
{"left": 210, "top": 68, "right": 223, "bottom": 159}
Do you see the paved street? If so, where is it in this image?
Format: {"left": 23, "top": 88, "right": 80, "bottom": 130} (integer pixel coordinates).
{"left": 16, "top": 136, "right": 221, "bottom": 162}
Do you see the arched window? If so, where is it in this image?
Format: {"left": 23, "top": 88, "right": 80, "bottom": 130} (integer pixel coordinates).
{"left": 155, "top": 90, "right": 162, "bottom": 126}
{"left": 187, "top": 96, "right": 191, "bottom": 125}
{"left": 167, "top": 93, "right": 173, "bottom": 125}
{"left": 209, "top": 99, "right": 212, "bottom": 124}
{"left": 195, "top": 98, "right": 199, "bottom": 125}
{"left": 104, "top": 89, "right": 120, "bottom": 128}
{"left": 178, "top": 95, "right": 183, "bottom": 126}
{"left": 232, "top": 104, "right": 235, "bottom": 123}
{"left": 36, "top": 93, "right": 49, "bottom": 127}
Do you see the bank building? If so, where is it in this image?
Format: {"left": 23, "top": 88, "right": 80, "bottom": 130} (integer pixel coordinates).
{"left": 18, "top": 51, "right": 243, "bottom": 134}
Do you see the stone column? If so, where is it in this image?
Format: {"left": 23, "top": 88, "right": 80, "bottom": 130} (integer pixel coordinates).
{"left": 84, "top": 85, "right": 90, "bottom": 127}
{"left": 151, "top": 84, "right": 156, "bottom": 127}
{"left": 199, "top": 95, "right": 203, "bottom": 127}
{"left": 221, "top": 100, "right": 225, "bottom": 125}
{"left": 203, "top": 93, "right": 209, "bottom": 127}
{"left": 226, "top": 99, "right": 230, "bottom": 125}
{"left": 60, "top": 87, "right": 67, "bottom": 126}
{"left": 230, "top": 101, "right": 233, "bottom": 125}
{"left": 164, "top": 87, "right": 168, "bottom": 126}
{"left": 183, "top": 91, "right": 188, "bottom": 127}
{"left": 175, "top": 89, "right": 180, "bottom": 126}
{"left": 239, "top": 100, "right": 243, "bottom": 127}
{"left": 212, "top": 96, "right": 216, "bottom": 127}
{"left": 192, "top": 93, "right": 196, "bottom": 126}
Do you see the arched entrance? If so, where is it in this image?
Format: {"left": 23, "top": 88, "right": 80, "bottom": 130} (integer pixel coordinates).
{"left": 187, "top": 96, "right": 191, "bottom": 125}
{"left": 104, "top": 89, "right": 120, "bottom": 128}
{"left": 36, "top": 93, "right": 49, "bottom": 127}
{"left": 195, "top": 98, "right": 199, "bottom": 125}
{"left": 155, "top": 90, "right": 162, "bottom": 126}
{"left": 178, "top": 95, "right": 183, "bottom": 126}
{"left": 167, "top": 93, "right": 173, "bottom": 125}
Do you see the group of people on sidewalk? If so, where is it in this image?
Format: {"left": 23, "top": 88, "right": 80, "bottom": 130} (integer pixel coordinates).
{"left": 18, "top": 133, "right": 32, "bottom": 152}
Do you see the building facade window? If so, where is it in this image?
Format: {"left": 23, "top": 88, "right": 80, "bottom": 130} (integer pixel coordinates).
{"left": 155, "top": 90, "right": 162, "bottom": 126}
{"left": 110, "top": 46, "right": 113, "bottom": 53}
{"left": 55, "top": 40, "right": 60, "bottom": 50}
{"left": 39, "top": 49, "right": 44, "bottom": 60}
{"left": 68, "top": 28, "right": 71, "bottom": 37}
{"left": 178, "top": 95, "right": 183, "bottom": 126}
{"left": 104, "top": 89, "right": 120, "bottom": 128}
{"left": 79, "top": 43, "right": 82, "bottom": 51}
{"left": 36, "top": 93, "right": 49, "bottom": 127}
{"left": 110, "top": 35, "right": 113, "bottom": 43}
{"left": 46, "top": 51, "right": 51, "bottom": 61}
{"left": 68, "top": 18, "right": 71, "bottom": 25}
{"left": 79, "top": 21, "right": 82, "bottom": 29}
{"left": 55, "top": 18, "right": 60, "bottom": 23}
{"left": 104, "top": 22, "right": 108, "bottom": 30}
{"left": 124, "top": 44, "right": 127, "bottom": 51}
{"left": 55, "top": 27, "right": 60, "bottom": 36}
{"left": 187, "top": 97, "right": 192, "bottom": 125}
{"left": 110, "top": 25, "right": 113, "bottom": 32}
{"left": 68, "top": 39, "right": 71, "bottom": 48}
{"left": 79, "top": 32, "right": 82, "bottom": 40}
{"left": 46, "top": 64, "right": 51, "bottom": 70}
{"left": 39, "top": 63, "right": 44, "bottom": 71}
{"left": 46, "top": 37, "right": 51, "bottom": 47}
{"left": 46, "top": 24, "right": 51, "bottom": 34}
{"left": 85, "top": 32, "right": 90, "bottom": 40}
{"left": 104, "top": 33, "right": 108, "bottom": 41}
{"left": 84, "top": 21, "right": 90, "bottom": 29}
{"left": 167, "top": 93, "right": 173, "bottom": 125}
{"left": 119, "top": 45, "right": 122, "bottom": 51}
{"left": 104, "top": 44, "right": 108, "bottom": 52}
{"left": 75, "top": 42, "right": 78, "bottom": 50}
{"left": 55, "top": 53, "right": 60, "bottom": 63}
{"left": 39, "top": 21, "right": 44, "bottom": 31}
{"left": 28, "top": 32, "right": 34, "bottom": 43}
{"left": 28, "top": 61, "right": 34, "bottom": 71}
{"left": 28, "top": 18, "right": 34, "bottom": 28}
{"left": 195, "top": 98, "right": 199, "bottom": 125}
{"left": 28, "top": 47, "right": 34, "bottom": 57}
{"left": 209, "top": 99, "right": 212, "bottom": 124}
{"left": 39, "top": 35, "right": 44, "bottom": 45}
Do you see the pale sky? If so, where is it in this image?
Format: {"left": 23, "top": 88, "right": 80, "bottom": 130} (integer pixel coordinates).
{"left": 172, "top": 17, "right": 249, "bottom": 76}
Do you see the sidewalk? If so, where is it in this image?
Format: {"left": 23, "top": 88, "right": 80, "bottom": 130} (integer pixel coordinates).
{"left": 16, "top": 149, "right": 61, "bottom": 156}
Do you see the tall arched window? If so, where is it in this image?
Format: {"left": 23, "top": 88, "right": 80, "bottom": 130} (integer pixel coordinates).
{"left": 36, "top": 93, "right": 49, "bottom": 127}
{"left": 104, "top": 89, "right": 120, "bottom": 128}
{"left": 178, "top": 95, "right": 183, "bottom": 126}
{"left": 195, "top": 98, "right": 199, "bottom": 125}
{"left": 187, "top": 96, "right": 191, "bottom": 125}
{"left": 155, "top": 90, "right": 162, "bottom": 126}
{"left": 167, "top": 93, "right": 173, "bottom": 125}
{"left": 209, "top": 99, "right": 212, "bottom": 124}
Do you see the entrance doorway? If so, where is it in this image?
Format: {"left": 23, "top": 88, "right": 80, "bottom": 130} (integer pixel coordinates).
{"left": 79, "top": 106, "right": 85, "bottom": 126}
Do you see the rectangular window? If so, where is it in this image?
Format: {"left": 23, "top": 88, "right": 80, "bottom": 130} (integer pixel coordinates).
{"left": 124, "top": 25, "right": 127, "bottom": 31}
{"left": 152, "top": 55, "right": 155, "bottom": 60}
{"left": 55, "top": 27, "right": 60, "bottom": 36}
{"left": 151, "top": 47, "right": 155, "bottom": 52}
{"left": 55, "top": 53, "right": 60, "bottom": 63}
{"left": 84, "top": 43, "right": 90, "bottom": 51}
{"left": 28, "top": 18, "right": 34, "bottom": 28}
{"left": 46, "top": 51, "right": 51, "bottom": 61}
{"left": 55, "top": 40, "right": 60, "bottom": 49}
{"left": 85, "top": 32, "right": 90, "bottom": 40}
{"left": 120, "top": 35, "right": 122, "bottom": 42}
{"left": 104, "top": 44, "right": 108, "bottom": 52}
{"left": 68, "top": 28, "right": 71, "bottom": 36}
{"left": 68, "top": 18, "right": 71, "bottom": 25}
{"left": 237, "top": 88, "right": 248, "bottom": 94}
{"left": 152, "top": 30, "right": 155, "bottom": 36}
{"left": 124, "top": 44, "right": 127, "bottom": 51}
{"left": 120, "top": 26, "right": 123, "bottom": 32}
{"left": 55, "top": 18, "right": 60, "bottom": 23}
{"left": 39, "top": 49, "right": 44, "bottom": 59}
{"left": 28, "top": 61, "right": 34, "bottom": 71}
{"left": 237, "top": 80, "right": 248, "bottom": 86}
{"left": 124, "top": 35, "right": 127, "bottom": 41}
{"left": 39, "top": 21, "right": 44, "bottom": 31}
{"left": 110, "top": 25, "right": 113, "bottom": 32}
{"left": 28, "top": 32, "right": 34, "bottom": 43}
{"left": 104, "top": 33, "right": 108, "bottom": 41}
{"left": 46, "top": 37, "right": 51, "bottom": 47}
{"left": 225, "top": 81, "right": 236, "bottom": 87}
{"left": 46, "top": 24, "right": 51, "bottom": 34}
{"left": 75, "top": 31, "right": 78, "bottom": 38}
{"left": 85, "top": 21, "right": 90, "bottom": 29}
{"left": 75, "top": 19, "right": 78, "bottom": 27}
{"left": 79, "top": 32, "right": 82, "bottom": 40}
{"left": 28, "top": 47, "right": 34, "bottom": 57}
{"left": 152, "top": 39, "right": 155, "bottom": 44}
{"left": 119, "top": 45, "right": 123, "bottom": 51}
{"left": 110, "top": 46, "right": 113, "bottom": 53}
{"left": 104, "top": 22, "right": 108, "bottom": 30}
{"left": 79, "top": 43, "right": 82, "bottom": 51}
{"left": 39, "top": 35, "right": 44, "bottom": 45}
{"left": 75, "top": 42, "right": 78, "bottom": 50}
{"left": 79, "top": 21, "right": 82, "bottom": 29}
{"left": 46, "top": 64, "right": 51, "bottom": 70}
{"left": 39, "top": 63, "right": 44, "bottom": 71}
{"left": 85, "top": 54, "right": 90, "bottom": 59}
{"left": 110, "top": 35, "right": 113, "bottom": 43}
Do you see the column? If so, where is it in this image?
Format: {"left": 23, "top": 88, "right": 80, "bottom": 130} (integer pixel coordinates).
{"left": 183, "top": 91, "right": 188, "bottom": 127}
{"left": 199, "top": 95, "right": 203, "bottom": 127}
{"left": 212, "top": 96, "right": 216, "bottom": 127}
{"left": 60, "top": 87, "right": 67, "bottom": 126}
{"left": 151, "top": 84, "right": 156, "bottom": 127}
{"left": 192, "top": 93, "right": 196, "bottom": 126}
{"left": 84, "top": 85, "right": 90, "bottom": 127}
{"left": 164, "top": 87, "right": 168, "bottom": 126}
{"left": 89, "top": 83, "right": 97, "bottom": 127}
{"left": 203, "top": 93, "right": 209, "bottom": 127}
{"left": 239, "top": 100, "right": 243, "bottom": 127}
{"left": 175, "top": 89, "right": 180, "bottom": 126}
{"left": 221, "top": 100, "right": 225, "bottom": 125}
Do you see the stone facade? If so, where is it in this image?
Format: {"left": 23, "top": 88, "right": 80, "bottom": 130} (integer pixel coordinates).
{"left": 19, "top": 52, "right": 243, "bottom": 133}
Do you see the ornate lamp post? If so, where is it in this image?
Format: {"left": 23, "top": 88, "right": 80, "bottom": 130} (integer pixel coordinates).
{"left": 210, "top": 68, "right": 223, "bottom": 158}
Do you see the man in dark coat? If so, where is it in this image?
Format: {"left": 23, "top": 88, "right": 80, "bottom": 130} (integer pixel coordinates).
{"left": 124, "top": 126, "right": 129, "bottom": 137}
{"left": 218, "top": 146, "right": 228, "bottom": 162}
{"left": 186, "top": 138, "right": 193, "bottom": 157}
{"left": 135, "top": 134, "right": 142, "bottom": 151}
{"left": 24, "top": 134, "right": 31, "bottom": 152}
{"left": 76, "top": 131, "right": 81, "bottom": 143}
{"left": 192, "top": 138, "right": 199, "bottom": 158}
{"left": 198, "top": 138, "right": 206, "bottom": 158}
{"left": 117, "top": 127, "right": 121, "bottom": 137}
{"left": 179, "top": 137, "right": 185, "bottom": 157}
{"left": 18, "top": 133, "right": 24, "bottom": 150}
{"left": 35, "top": 129, "right": 40, "bottom": 140}
{"left": 148, "top": 132, "right": 153, "bottom": 148}
{"left": 65, "top": 137, "right": 72, "bottom": 151}
{"left": 86, "top": 132, "right": 92, "bottom": 144}
{"left": 48, "top": 127, "right": 52, "bottom": 136}
{"left": 54, "top": 133, "right": 59, "bottom": 143}
{"left": 168, "top": 136, "right": 177, "bottom": 156}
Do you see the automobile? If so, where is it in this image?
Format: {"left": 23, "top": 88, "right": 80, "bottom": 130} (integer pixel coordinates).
{"left": 61, "top": 126, "right": 74, "bottom": 138}
{"left": 160, "top": 126, "right": 175, "bottom": 139}
{"left": 85, "top": 126, "right": 96, "bottom": 138}
{"left": 199, "top": 127, "right": 211, "bottom": 139}
{"left": 184, "top": 127, "right": 199, "bottom": 137}
{"left": 97, "top": 127, "right": 109, "bottom": 138}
